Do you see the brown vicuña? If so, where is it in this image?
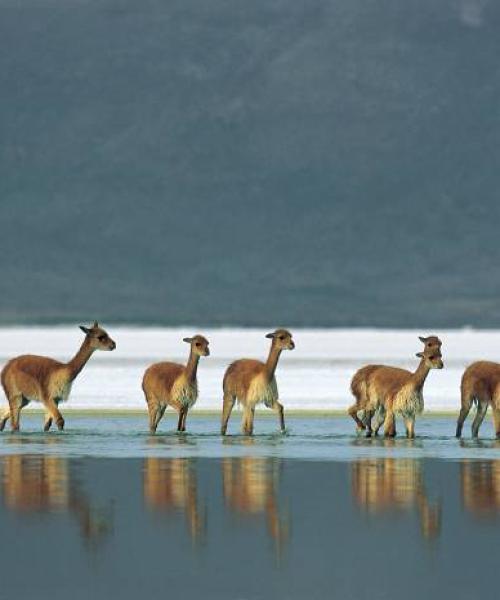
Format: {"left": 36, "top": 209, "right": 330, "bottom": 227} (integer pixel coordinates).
{"left": 221, "top": 329, "right": 294, "bottom": 435}
{"left": 0, "top": 321, "right": 116, "bottom": 432}
{"left": 456, "top": 361, "right": 500, "bottom": 438}
{"left": 348, "top": 336, "right": 443, "bottom": 438}
{"left": 142, "top": 335, "right": 209, "bottom": 434}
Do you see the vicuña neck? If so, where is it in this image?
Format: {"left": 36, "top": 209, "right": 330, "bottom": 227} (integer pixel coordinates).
{"left": 67, "top": 338, "right": 95, "bottom": 380}
{"left": 265, "top": 344, "right": 282, "bottom": 380}
{"left": 410, "top": 359, "right": 431, "bottom": 391}
{"left": 185, "top": 351, "right": 200, "bottom": 382}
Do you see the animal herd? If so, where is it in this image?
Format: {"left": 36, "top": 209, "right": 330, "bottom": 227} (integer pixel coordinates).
{"left": 1, "top": 322, "right": 500, "bottom": 439}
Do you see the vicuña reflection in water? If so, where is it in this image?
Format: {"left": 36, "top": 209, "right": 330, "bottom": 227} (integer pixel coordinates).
{"left": 0, "top": 454, "right": 113, "bottom": 547}
{"left": 222, "top": 455, "right": 289, "bottom": 556}
{"left": 351, "top": 457, "right": 441, "bottom": 539}
{"left": 143, "top": 457, "right": 205, "bottom": 541}
{"left": 461, "top": 460, "right": 500, "bottom": 517}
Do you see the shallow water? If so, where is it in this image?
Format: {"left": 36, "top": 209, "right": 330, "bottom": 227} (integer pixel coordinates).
{"left": 1, "top": 413, "right": 499, "bottom": 461}
{"left": 1, "top": 414, "right": 500, "bottom": 600}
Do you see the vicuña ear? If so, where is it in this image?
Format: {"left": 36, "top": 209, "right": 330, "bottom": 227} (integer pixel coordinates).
{"left": 416, "top": 352, "right": 424, "bottom": 358}
{"left": 93, "top": 321, "right": 99, "bottom": 328}
{"left": 418, "top": 336, "right": 427, "bottom": 343}
{"left": 183, "top": 337, "right": 193, "bottom": 343}
{"left": 265, "top": 332, "right": 275, "bottom": 339}
{"left": 80, "top": 326, "right": 90, "bottom": 335}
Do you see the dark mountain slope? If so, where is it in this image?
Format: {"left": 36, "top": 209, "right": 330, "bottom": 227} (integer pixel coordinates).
{"left": 0, "top": 0, "right": 499, "bottom": 326}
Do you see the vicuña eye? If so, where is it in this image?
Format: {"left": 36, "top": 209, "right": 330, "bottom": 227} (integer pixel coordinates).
{"left": 98, "top": 335, "right": 106, "bottom": 341}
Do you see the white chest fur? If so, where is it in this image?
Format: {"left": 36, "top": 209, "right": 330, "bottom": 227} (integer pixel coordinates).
{"left": 49, "top": 369, "right": 73, "bottom": 402}
{"left": 171, "top": 375, "right": 198, "bottom": 408}
{"left": 247, "top": 374, "right": 279, "bottom": 408}
{"left": 393, "top": 385, "right": 424, "bottom": 416}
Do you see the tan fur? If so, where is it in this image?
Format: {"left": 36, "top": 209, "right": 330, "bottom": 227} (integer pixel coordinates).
{"left": 0, "top": 322, "right": 116, "bottom": 432}
{"left": 221, "top": 329, "right": 295, "bottom": 435}
{"left": 142, "top": 334, "right": 209, "bottom": 434}
{"left": 350, "top": 365, "right": 380, "bottom": 410}
{"left": 456, "top": 361, "right": 500, "bottom": 439}
{"left": 224, "top": 363, "right": 279, "bottom": 408}
{"left": 348, "top": 336, "right": 443, "bottom": 438}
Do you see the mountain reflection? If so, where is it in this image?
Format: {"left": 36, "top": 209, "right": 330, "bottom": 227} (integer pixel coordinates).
{"left": 143, "top": 457, "right": 205, "bottom": 541}
{"left": 461, "top": 460, "right": 500, "bottom": 517}
{"left": 222, "top": 457, "right": 288, "bottom": 555}
{"left": 0, "top": 455, "right": 113, "bottom": 547}
{"left": 351, "top": 458, "right": 441, "bottom": 539}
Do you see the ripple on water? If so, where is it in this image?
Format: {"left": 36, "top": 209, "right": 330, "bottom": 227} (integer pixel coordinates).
{"left": 0, "top": 414, "right": 500, "bottom": 461}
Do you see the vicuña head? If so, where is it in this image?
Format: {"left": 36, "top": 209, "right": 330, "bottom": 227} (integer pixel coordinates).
{"left": 418, "top": 335, "right": 442, "bottom": 352}
{"left": 183, "top": 335, "right": 210, "bottom": 357}
{"left": 266, "top": 329, "right": 295, "bottom": 351}
{"left": 79, "top": 321, "right": 116, "bottom": 351}
{"left": 416, "top": 346, "right": 444, "bottom": 370}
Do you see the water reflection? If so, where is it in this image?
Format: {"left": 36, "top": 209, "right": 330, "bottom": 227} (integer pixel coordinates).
{"left": 222, "top": 457, "right": 289, "bottom": 556}
{"left": 351, "top": 458, "right": 441, "bottom": 539}
{"left": 0, "top": 455, "right": 113, "bottom": 547}
{"left": 461, "top": 460, "right": 500, "bottom": 517}
{"left": 143, "top": 457, "right": 205, "bottom": 541}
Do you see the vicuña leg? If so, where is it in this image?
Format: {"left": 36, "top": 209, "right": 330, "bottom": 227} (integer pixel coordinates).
{"left": 221, "top": 393, "right": 235, "bottom": 435}
{"left": 147, "top": 397, "right": 165, "bottom": 434}
{"left": 405, "top": 416, "right": 415, "bottom": 439}
{"left": 373, "top": 407, "right": 385, "bottom": 436}
{"left": 153, "top": 405, "right": 166, "bottom": 433}
{"left": 348, "top": 403, "right": 366, "bottom": 431}
{"left": 44, "top": 397, "right": 62, "bottom": 431}
{"left": 492, "top": 407, "right": 500, "bottom": 439}
{"left": 0, "top": 406, "right": 10, "bottom": 431}
{"left": 364, "top": 410, "right": 374, "bottom": 437}
{"left": 9, "top": 394, "right": 25, "bottom": 431}
{"left": 383, "top": 410, "right": 396, "bottom": 438}
{"left": 471, "top": 401, "right": 488, "bottom": 438}
{"left": 44, "top": 411, "right": 53, "bottom": 431}
{"left": 177, "top": 407, "right": 188, "bottom": 432}
{"left": 148, "top": 405, "right": 158, "bottom": 434}
{"left": 274, "top": 400, "right": 285, "bottom": 433}
{"left": 44, "top": 397, "right": 65, "bottom": 431}
{"left": 456, "top": 394, "right": 473, "bottom": 438}
{"left": 242, "top": 406, "right": 255, "bottom": 435}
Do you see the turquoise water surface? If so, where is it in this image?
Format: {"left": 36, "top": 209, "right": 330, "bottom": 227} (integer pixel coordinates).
{"left": 1, "top": 413, "right": 499, "bottom": 461}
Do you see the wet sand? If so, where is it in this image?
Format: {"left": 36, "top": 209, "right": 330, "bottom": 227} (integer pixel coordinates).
{"left": 1, "top": 415, "right": 499, "bottom": 599}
